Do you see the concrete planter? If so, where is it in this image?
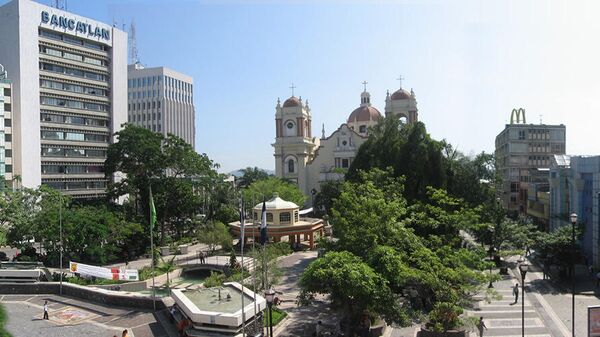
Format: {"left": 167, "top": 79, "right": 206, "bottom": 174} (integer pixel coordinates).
{"left": 160, "top": 247, "right": 171, "bottom": 256}
{"left": 418, "top": 327, "right": 467, "bottom": 337}
{"left": 178, "top": 244, "right": 189, "bottom": 254}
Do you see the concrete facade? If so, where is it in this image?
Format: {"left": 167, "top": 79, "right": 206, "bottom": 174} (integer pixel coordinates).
{"left": 127, "top": 63, "right": 195, "bottom": 148}
{"left": 0, "top": 0, "right": 127, "bottom": 198}
{"left": 0, "top": 66, "right": 14, "bottom": 188}
{"left": 495, "top": 108, "right": 566, "bottom": 214}
{"left": 549, "top": 155, "right": 600, "bottom": 268}
{"left": 273, "top": 85, "right": 418, "bottom": 202}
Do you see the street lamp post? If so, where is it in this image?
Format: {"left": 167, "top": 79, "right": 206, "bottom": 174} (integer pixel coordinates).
{"left": 519, "top": 263, "right": 529, "bottom": 337}
{"left": 488, "top": 225, "right": 495, "bottom": 288}
{"left": 265, "top": 288, "right": 275, "bottom": 337}
{"left": 570, "top": 213, "right": 577, "bottom": 337}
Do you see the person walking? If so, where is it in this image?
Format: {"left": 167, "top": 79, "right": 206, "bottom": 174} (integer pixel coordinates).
{"left": 477, "top": 317, "right": 488, "bottom": 337}
{"left": 513, "top": 283, "right": 519, "bottom": 304}
{"left": 43, "top": 300, "right": 49, "bottom": 320}
{"left": 122, "top": 329, "right": 129, "bottom": 337}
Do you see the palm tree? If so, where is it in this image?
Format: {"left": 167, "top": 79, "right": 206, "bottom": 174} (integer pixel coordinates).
{"left": 159, "top": 255, "right": 178, "bottom": 294}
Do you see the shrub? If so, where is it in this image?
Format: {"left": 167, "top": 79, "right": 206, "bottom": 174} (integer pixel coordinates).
{"left": 427, "top": 302, "right": 463, "bottom": 332}
{"left": 203, "top": 271, "right": 226, "bottom": 288}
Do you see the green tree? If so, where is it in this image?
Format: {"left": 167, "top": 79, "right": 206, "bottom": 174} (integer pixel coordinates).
{"left": 299, "top": 251, "right": 407, "bottom": 333}
{"left": 348, "top": 117, "right": 447, "bottom": 201}
{"left": 533, "top": 224, "right": 584, "bottom": 277}
{"left": 330, "top": 168, "right": 407, "bottom": 257}
{"left": 312, "top": 180, "right": 343, "bottom": 217}
{"left": 243, "top": 177, "right": 306, "bottom": 207}
{"left": 237, "top": 167, "right": 271, "bottom": 188}
{"left": 197, "top": 221, "right": 233, "bottom": 253}
{"left": 158, "top": 255, "right": 178, "bottom": 293}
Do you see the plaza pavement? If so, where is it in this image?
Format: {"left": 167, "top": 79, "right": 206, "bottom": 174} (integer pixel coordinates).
{"left": 1, "top": 294, "right": 178, "bottom": 337}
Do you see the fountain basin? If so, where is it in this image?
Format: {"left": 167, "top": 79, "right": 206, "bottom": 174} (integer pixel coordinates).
{"left": 171, "top": 282, "right": 266, "bottom": 331}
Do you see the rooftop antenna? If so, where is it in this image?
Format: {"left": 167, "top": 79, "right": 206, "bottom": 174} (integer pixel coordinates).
{"left": 539, "top": 114, "right": 543, "bottom": 124}
{"left": 0, "top": 64, "right": 7, "bottom": 80}
{"left": 53, "top": 0, "right": 66, "bottom": 10}
{"left": 129, "top": 19, "right": 139, "bottom": 64}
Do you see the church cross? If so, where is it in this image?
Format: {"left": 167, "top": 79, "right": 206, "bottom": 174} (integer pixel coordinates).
{"left": 397, "top": 75, "right": 404, "bottom": 89}
{"left": 289, "top": 83, "right": 296, "bottom": 97}
{"left": 362, "top": 80, "right": 368, "bottom": 92}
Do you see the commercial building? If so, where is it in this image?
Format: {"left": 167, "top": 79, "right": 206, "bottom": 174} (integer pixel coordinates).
{"left": 0, "top": 0, "right": 127, "bottom": 198}
{"left": 495, "top": 108, "right": 566, "bottom": 214}
{"left": 127, "top": 63, "right": 195, "bottom": 148}
{"left": 0, "top": 65, "right": 13, "bottom": 189}
{"left": 549, "top": 155, "right": 600, "bottom": 268}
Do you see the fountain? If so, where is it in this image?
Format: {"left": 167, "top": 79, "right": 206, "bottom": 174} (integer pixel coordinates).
{"left": 171, "top": 282, "right": 266, "bottom": 336}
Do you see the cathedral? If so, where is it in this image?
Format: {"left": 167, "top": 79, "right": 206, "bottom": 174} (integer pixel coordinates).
{"left": 272, "top": 82, "right": 419, "bottom": 204}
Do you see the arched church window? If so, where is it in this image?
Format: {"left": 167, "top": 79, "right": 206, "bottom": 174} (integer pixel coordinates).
{"left": 288, "top": 159, "right": 295, "bottom": 173}
{"left": 286, "top": 122, "right": 294, "bottom": 129}
{"left": 359, "top": 125, "right": 367, "bottom": 133}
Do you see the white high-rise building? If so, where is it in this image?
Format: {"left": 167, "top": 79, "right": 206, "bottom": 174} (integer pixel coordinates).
{"left": 0, "top": 0, "right": 127, "bottom": 198}
{"left": 127, "top": 63, "right": 195, "bottom": 148}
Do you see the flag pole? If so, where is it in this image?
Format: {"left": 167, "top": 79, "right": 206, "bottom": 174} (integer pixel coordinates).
{"left": 251, "top": 195, "right": 258, "bottom": 333}
{"left": 240, "top": 195, "right": 246, "bottom": 337}
{"left": 149, "top": 185, "right": 156, "bottom": 311}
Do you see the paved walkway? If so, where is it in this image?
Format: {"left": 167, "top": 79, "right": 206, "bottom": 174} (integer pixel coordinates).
{"left": 272, "top": 251, "right": 340, "bottom": 337}
{"left": 1, "top": 294, "right": 177, "bottom": 337}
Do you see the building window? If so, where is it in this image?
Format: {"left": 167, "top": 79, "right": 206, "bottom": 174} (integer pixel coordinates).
{"left": 288, "top": 159, "right": 295, "bottom": 173}
{"left": 518, "top": 130, "right": 526, "bottom": 140}
{"left": 5, "top": 149, "right": 11, "bottom": 158}
{"left": 3, "top": 88, "right": 10, "bottom": 97}
{"left": 294, "top": 211, "right": 299, "bottom": 222}
{"left": 359, "top": 125, "right": 366, "bottom": 133}
{"left": 4, "top": 134, "right": 10, "bottom": 142}
{"left": 342, "top": 158, "right": 349, "bottom": 168}
{"left": 279, "top": 212, "right": 291, "bottom": 223}
{"left": 4, "top": 103, "right": 10, "bottom": 112}
{"left": 266, "top": 213, "right": 273, "bottom": 222}
{"left": 4, "top": 119, "right": 10, "bottom": 127}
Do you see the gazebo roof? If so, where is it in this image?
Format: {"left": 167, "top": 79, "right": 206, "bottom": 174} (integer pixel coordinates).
{"left": 253, "top": 194, "right": 299, "bottom": 211}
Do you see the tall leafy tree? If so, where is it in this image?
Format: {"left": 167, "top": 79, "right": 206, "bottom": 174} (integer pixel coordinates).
{"left": 243, "top": 177, "right": 306, "bottom": 207}
{"left": 348, "top": 117, "right": 447, "bottom": 201}
{"left": 236, "top": 167, "right": 271, "bottom": 188}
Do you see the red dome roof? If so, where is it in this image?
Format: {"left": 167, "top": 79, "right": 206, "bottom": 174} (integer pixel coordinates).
{"left": 347, "top": 106, "right": 382, "bottom": 123}
{"left": 283, "top": 96, "right": 301, "bottom": 107}
{"left": 391, "top": 88, "right": 411, "bottom": 100}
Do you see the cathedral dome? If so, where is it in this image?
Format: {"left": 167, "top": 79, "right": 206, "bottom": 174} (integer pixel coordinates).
{"left": 283, "top": 96, "right": 301, "bottom": 107}
{"left": 347, "top": 106, "right": 382, "bottom": 123}
{"left": 390, "top": 88, "right": 411, "bottom": 100}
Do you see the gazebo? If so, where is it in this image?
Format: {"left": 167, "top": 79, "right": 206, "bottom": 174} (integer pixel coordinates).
{"left": 229, "top": 194, "right": 325, "bottom": 249}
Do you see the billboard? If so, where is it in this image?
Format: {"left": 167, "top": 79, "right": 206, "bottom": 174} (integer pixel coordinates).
{"left": 69, "top": 261, "right": 139, "bottom": 281}
{"left": 589, "top": 306, "right": 600, "bottom": 336}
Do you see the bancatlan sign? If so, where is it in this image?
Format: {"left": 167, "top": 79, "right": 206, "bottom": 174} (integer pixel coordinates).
{"left": 41, "top": 11, "right": 110, "bottom": 41}
{"left": 69, "top": 261, "right": 139, "bottom": 281}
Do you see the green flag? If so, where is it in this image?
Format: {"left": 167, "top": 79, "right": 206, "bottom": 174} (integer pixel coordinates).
{"left": 149, "top": 186, "right": 157, "bottom": 230}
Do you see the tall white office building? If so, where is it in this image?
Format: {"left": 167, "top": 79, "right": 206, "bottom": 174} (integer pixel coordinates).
{"left": 0, "top": 0, "right": 127, "bottom": 198}
{"left": 127, "top": 63, "right": 195, "bottom": 148}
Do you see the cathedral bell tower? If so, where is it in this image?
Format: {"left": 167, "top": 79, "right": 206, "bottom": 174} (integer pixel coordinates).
{"left": 273, "top": 88, "right": 317, "bottom": 195}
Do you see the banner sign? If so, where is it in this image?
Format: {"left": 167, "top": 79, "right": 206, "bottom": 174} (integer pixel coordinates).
{"left": 589, "top": 305, "right": 600, "bottom": 336}
{"left": 69, "top": 261, "right": 139, "bottom": 281}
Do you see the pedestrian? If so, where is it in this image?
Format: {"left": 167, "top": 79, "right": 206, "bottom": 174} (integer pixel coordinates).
{"left": 513, "top": 283, "right": 519, "bottom": 303}
{"left": 43, "top": 300, "right": 49, "bottom": 320}
{"left": 596, "top": 272, "right": 600, "bottom": 288}
{"left": 122, "top": 329, "right": 129, "bottom": 337}
{"left": 589, "top": 265, "right": 594, "bottom": 279}
{"left": 315, "top": 320, "right": 323, "bottom": 337}
{"left": 477, "top": 317, "right": 487, "bottom": 337}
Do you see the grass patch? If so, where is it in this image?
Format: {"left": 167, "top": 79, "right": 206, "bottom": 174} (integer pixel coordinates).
{"left": 0, "top": 303, "right": 12, "bottom": 337}
{"left": 264, "top": 307, "right": 287, "bottom": 327}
